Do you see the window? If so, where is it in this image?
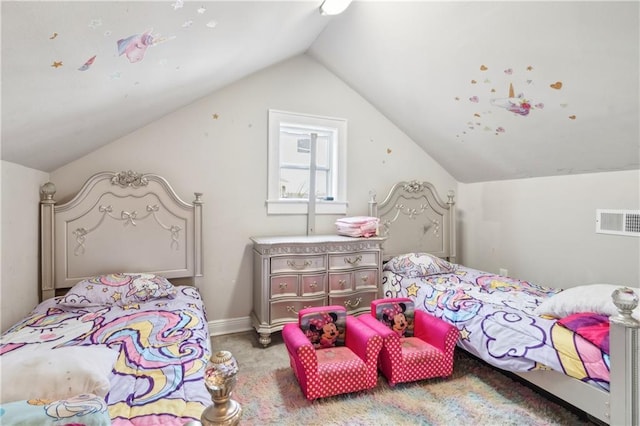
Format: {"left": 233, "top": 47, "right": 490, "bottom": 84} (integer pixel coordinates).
{"left": 267, "top": 110, "right": 347, "bottom": 215}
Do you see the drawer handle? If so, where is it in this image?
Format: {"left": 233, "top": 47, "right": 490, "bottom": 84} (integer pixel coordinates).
{"left": 287, "top": 260, "right": 312, "bottom": 270}
{"left": 286, "top": 305, "right": 313, "bottom": 315}
{"left": 279, "top": 282, "right": 288, "bottom": 290}
{"left": 344, "top": 255, "right": 362, "bottom": 266}
{"left": 344, "top": 297, "right": 362, "bottom": 308}
{"left": 339, "top": 279, "right": 347, "bottom": 287}
{"left": 309, "top": 282, "right": 317, "bottom": 289}
{"left": 361, "top": 276, "right": 368, "bottom": 283}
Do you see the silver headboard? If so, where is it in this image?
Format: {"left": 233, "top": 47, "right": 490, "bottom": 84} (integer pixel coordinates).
{"left": 368, "top": 180, "right": 456, "bottom": 262}
{"left": 40, "top": 170, "right": 203, "bottom": 300}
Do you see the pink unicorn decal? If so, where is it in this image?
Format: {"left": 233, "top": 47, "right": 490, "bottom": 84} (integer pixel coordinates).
{"left": 117, "top": 29, "right": 173, "bottom": 63}
{"left": 490, "top": 83, "right": 537, "bottom": 116}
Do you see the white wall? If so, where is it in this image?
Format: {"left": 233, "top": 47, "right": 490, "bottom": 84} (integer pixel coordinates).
{"left": 48, "top": 54, "right": 456, "bottom": 329}
{"left": 457, "top": 170, "right": 640, "bottom": 289}
{"left": 1, "top": 161, "right": 49, "bottom": 332}
{"left": 5, "top": 54, "right": 636, "bottom": 333}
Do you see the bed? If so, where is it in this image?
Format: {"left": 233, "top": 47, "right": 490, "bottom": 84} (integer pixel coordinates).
{"left": 0, "top": 170, "right": 211, "bottom": 425}
{"left": 368, "top": 180, "right": 639, "bottom": 426}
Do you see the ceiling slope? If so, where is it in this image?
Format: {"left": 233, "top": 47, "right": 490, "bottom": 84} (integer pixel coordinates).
{"left": 309, "top": 1, "right": 640, "bottom": 182}
{"left": 1, "top": 1, "right": 331, "bottom": 172}
{"left": 2, "top": 1, "right": 639, "bottom": 183}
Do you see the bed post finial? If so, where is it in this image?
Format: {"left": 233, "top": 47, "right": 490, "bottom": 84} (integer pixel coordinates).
{"left": 40, "top": 182, "right": 57, "bottom": 202}
{"left": 610, "top": 287, "right": 640, "bottom": 328}
{"left": 446, "top": 190, "right": 455, "bottom": 206}
{"left": 368, "top": 190, "right": 377, "bottom": 217}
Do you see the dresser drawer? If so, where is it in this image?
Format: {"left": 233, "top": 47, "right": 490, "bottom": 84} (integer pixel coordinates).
{"left": 353, "top": 269, "right": 378, "bottom": 289}
{"left": 270, "top": 275, "right": 298, "bottom": 299}
{"left": 301, "top": 274, "right": 326, "bottom": 296}
{"left": 329, "top": 290, "right": 377, "bottom": 315}
{"left": 271, "top": 255, "right": 325, "bottom": 274}
{"left": 328, "top": 251, "right": 378, "bottom": 271}
{"left": 270, "top": 297, "right": 326, "bottom": 324}
{"left": 329, "top": 272, "right": 352, "bottom": 292}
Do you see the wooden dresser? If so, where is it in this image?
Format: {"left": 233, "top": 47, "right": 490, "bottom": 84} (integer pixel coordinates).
{"left": 250, "top": 234, "right": 386, "bottom": 346}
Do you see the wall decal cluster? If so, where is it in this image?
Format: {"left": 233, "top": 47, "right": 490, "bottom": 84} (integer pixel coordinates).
{"left": 454, "top": 64, "right": 575, "bottom": 141}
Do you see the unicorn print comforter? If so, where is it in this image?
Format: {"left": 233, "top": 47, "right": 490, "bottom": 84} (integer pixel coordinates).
{"left": 382, "top": 254, "right": 610, "bottom": 391}
{"left": 0, "top": 286, "right": 211, "bottom": 425}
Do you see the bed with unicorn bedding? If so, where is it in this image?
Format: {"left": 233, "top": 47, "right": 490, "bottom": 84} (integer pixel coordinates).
{"left": 0, "top": 170, "right": 210, "bottom": 425}
{"left": 381, "top": 253, "right": 613, "bottom": 391}
{"left": 368, "top": 180, "right": 639, "bottom": 425}
{"left": 0, "top": 275, "right": 211, "bottom": 425}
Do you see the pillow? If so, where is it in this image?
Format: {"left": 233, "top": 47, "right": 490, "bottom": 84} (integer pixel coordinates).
{"left": 58, "top": 273, "right": 176, "bottom": 307}
{"left": 299, "top": 309, "right": 346, "bottom": 349}
{"left": 0, "top": 393, "right": 110, "bottom": 425}
{"left": 534, "top": 284, "right": 639, "bottom": 321}
{"left": 374, "top": 300, "right": 415, "bottom": 337}
{"left": 383, "top": 252, "right": 457, "bottom": 277}
{"left": 0, "top": 346, "right": 118, "bottom": 403}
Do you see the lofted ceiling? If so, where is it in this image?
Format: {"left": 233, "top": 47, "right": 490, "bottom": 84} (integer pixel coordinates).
{"left": 2, "top": 1, "right": 639, "bottom": 183}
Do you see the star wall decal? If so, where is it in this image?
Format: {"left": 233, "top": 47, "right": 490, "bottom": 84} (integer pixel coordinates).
{"left": 51, "top": 61, "right": 63, "bottom": 68}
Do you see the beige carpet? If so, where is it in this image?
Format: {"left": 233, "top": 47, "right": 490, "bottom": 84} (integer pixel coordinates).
{"left": 211, "top": 331, "right": 595, "bottom": 426}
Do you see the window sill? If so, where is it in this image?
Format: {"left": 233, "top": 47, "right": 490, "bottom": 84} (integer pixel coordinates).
{"left": 266, "top": 199, "right": 348, "bottom": 215}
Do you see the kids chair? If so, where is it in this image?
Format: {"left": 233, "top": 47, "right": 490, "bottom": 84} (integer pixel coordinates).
{"left": 282, "top": 305, "right": 383, "bottom": 400}
{"left": 359, "top": 297, "right": 459, "bottom": 386}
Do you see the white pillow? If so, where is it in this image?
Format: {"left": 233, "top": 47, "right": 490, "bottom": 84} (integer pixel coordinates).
{"left": 534, "top": 284, "right": 639, "bottom": 320}
{"left": 0, "top": 345, "right": 118, "bottom": 403}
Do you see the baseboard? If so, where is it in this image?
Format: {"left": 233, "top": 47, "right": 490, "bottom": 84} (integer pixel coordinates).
{"left": 208, "top": 316, "right": 253, "bottom": 337}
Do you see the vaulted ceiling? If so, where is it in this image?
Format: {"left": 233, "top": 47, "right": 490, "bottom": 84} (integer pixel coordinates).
{"left": 2, "top": 1, "right": 638, "bottom": 183}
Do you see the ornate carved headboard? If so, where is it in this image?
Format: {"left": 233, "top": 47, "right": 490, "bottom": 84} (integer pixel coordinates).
{"left": 40, "top": 171, "right": 203, "bottom": 300}
{"left": 368, "top": 180, "right": 456, "bottom": 262}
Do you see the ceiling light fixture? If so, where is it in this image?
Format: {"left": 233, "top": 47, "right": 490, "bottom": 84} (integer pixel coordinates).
{"left": 319, "top": 0, "right": 352, "bottom": 16}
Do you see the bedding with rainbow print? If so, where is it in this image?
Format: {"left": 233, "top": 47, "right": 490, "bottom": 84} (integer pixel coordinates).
{"left": 382, "top": 253, "right": 610, "bottom": 392}
{"left": 0, "top": 281, "right": 211, "bottom": 425}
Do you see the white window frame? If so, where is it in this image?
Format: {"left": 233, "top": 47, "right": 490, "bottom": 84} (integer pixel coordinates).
{"left": 267, "top": 109, "right": 347, "bottom": 215}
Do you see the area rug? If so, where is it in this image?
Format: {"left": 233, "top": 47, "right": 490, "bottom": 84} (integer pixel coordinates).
{"left": 214, "top": 332, "right": 594, "bottom": 426}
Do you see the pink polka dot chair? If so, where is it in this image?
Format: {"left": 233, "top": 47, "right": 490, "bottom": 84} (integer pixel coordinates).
{"left": 359, "top": 297, "right": 459, "bottom": 386}
{"left": 282, "top": 305, "right": 383, "bottom": 400}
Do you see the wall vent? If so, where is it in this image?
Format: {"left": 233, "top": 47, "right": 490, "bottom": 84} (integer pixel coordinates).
{"left": 596, "top": 209, "right": 640, "bottom": 237}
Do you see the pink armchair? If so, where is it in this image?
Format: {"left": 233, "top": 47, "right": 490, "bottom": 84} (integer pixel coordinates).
{"left": 359, "top": 298, "right": 459, "bottom": 386}
{"left": 282, "top": 305, "right": 383, "bottom": 400}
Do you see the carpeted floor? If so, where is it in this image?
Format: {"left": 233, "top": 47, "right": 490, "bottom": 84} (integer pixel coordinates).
{"left": 211, "top": 331, "right": 595, "bottom": 426}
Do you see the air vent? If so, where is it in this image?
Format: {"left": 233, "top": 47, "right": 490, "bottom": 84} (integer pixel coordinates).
{"left": 596, "top": 209, "right": 640, "bottom": 237}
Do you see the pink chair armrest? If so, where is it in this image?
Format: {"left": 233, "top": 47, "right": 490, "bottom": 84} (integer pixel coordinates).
{"left": 359, "top": 314, "right": 403, "bottom": 355}
{"left": 359, "top": 314, "right": 395, "bottom": 339}
{"left": 413, "top": 310, "right": 459, "bottom": 353}
{"left": 283, "top": 323, "right": 318, "bottom": 369}
{"left": 345, "top": 316, "right": 383, "bottom": 364}
{"left": 282, "top": 323, "right": 319, "bottom": 397}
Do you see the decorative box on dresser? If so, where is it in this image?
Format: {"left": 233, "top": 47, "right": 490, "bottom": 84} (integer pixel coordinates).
{"left": 250, "top": 234, "right": 386, "bottom": 347}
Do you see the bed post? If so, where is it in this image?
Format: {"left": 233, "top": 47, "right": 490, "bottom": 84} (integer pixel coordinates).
{"left": 609, "top": 287, "right": 639, "bottom": 426}
{"left": 40, "top": 182, "right": 57, "bottom": 301}
{"left": 193, "top": 192, "right": 204, "bottom": 286}
{"left": 446, "top": 190, "right": 456, "bottom": 264}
